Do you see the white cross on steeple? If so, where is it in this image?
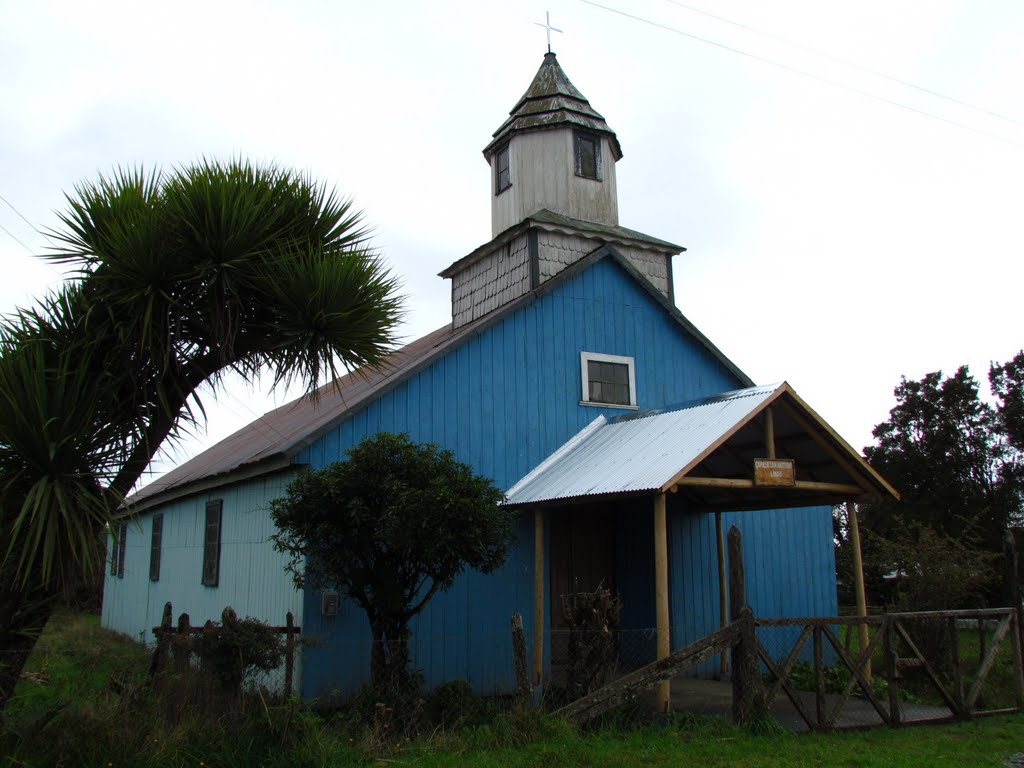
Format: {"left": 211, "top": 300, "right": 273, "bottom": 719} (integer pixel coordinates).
{"left": 534, "top": 11, "right": 563, "bottom": 53}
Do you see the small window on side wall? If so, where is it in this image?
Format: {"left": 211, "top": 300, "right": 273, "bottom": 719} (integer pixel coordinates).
{"left": 149, "top": 513, "right": 163, "bottom": 582}
{"left": 202, "top": 500, "right": 223, "bottom": 587}
{"left": 574, "top": 132, "right": 602, "bottom": 181}
{"left": 581, "top": 352, "right": 636, "bottom": 408}
{"left": 495, "top": 145, "right": 511, "bottom": 194}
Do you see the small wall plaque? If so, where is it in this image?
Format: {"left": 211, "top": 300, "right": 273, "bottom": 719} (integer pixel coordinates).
{"left": 754, "top": 458, "right": 795, "bottom": 487}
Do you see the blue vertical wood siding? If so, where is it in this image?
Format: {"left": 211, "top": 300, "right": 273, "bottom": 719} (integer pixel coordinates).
{"left": 668, "top": 500, "right": 838, "bottom": 678}
{"left": 106, "top": 254, "right": 840, "bottom": 700}
{"left": 297, "top": 257, "right": 752, "bottom": 697}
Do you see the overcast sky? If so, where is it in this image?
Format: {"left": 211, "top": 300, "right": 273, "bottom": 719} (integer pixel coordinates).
{"left": 2, "top": 1, "right": 1022, "bottom": 489}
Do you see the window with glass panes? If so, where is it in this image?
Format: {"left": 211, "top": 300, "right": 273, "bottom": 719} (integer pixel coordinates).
{"left": 495, "top": 145, "right": 511, "bottom": 193}
{"left": 574, "top": 132, "right": 601, "bottom": 180}
{"left": 580, "top": 352, "right": 636, "bottom": 407}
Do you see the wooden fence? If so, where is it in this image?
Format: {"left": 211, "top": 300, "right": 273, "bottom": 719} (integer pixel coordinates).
{"left": 546, "top": 525, "right": 1024, "bottom": 730}
{"left": 149, "top": 602, "right": 301, "bottom": 695}
{"left": 756, "top": 608, "right": 1024, "bottom": 731}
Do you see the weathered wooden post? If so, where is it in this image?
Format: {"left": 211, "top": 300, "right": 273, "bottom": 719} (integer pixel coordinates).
{"left": 533, "top": 508, "right": 545, "bottom": 686}
{"left": 284, "top": 611, "right": 296, "bottom": 696}
{"left": 1009, "top": 611, "right": 1024, "bottom": 710}
{"left": 511, "top": 612, "right": 532, "bottom": 703}
{"left": 654, "top": 493, "right": 671, "bottom": 712}
{"left": 846, "top": 501, "right": 871, "bottom": 684}
{"left": 716, "top": 511, "right": 729, "bottom": 676}
{"left": 173, "top": 612, "right": 191, "bottom": 674}
{"left": 728, "top": 526, "right": 765, "bottom": 724}
{"left": 883, "top": 618, "right": 901, "bottom": 727}
{"left": 948, "top": 617, "right": 966, "bottom": 717}
{"left": 148, "top": 601, "right": 173, "bottom": 677}
{"left": 1005, "top": 530, "right": 1023, "bottom": 656}
{"left": 813, "top": 625, "right": 826, "bottom": 730}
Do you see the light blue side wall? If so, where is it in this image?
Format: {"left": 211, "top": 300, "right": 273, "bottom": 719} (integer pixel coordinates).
{"left": 297, "top": 257, "right": 744, "bottom": 698}
{"left": 669, "top": 502, "right": 838, "bottom": 677}
{"left": 101, "top": 471, "right": 303, "bottom": 693}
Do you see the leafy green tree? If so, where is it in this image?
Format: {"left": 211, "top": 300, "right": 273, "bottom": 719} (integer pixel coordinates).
{"left": 849, "top": 361, "right": 1024, "bottom": 609}
{"left": 0, "top": 160, "right": 402, "bottom": 714}
{"left": 991, "top": 351, "right": 1024, "bottom": 455}
{"left": 271, "top": 433, "right": 515, "bottom": 688}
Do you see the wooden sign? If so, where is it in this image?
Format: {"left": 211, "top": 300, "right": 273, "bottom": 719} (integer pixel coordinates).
{"left": 754, "top": 458, "right": 795, "bottom": 487}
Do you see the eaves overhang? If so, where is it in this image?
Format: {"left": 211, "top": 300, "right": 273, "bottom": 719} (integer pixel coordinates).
{"left": 438, "top": 209, "right": 684, "bottom": 280}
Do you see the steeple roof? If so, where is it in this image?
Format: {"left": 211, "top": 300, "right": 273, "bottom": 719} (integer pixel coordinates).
{"left": 483, "top": 52, "right": 622, "bottom": 160}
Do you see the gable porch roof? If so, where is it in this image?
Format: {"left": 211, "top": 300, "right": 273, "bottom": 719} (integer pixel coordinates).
{"left": 503, "top": 382, "right": 898, "bottom": 511}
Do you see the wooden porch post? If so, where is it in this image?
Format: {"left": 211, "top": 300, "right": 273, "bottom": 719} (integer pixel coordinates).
{"left": 846, "top": 500, "right": 871, "bottom": 683}
{"left": 716, "top": 511, "right": 729, "bottom": 675}
{"left": 654, "top": 492, "right": 671, "bottom": 712}
{"left": 533, "top": 507, "right": 545, "bottom": 685}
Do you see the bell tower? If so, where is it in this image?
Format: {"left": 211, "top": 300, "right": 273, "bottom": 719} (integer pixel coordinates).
{"left": 483, "top": 52, "right": 622, "bottom": 237}
{"left": 441, "top": 53, "right": 682, "bottom": 330}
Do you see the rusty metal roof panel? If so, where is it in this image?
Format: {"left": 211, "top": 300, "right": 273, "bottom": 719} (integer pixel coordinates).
{"left": 130, "top": 324, "right": 460, "bottom": 506}
{"left": 504, "top": 385, "right": 781, "bottom": 506}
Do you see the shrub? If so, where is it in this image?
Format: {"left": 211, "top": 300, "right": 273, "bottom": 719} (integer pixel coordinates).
{"left": 190, "top": 608, "right": 284, "bottom": 695}
{"left": 429, "top": 679, "right": 484, "bottom": 727}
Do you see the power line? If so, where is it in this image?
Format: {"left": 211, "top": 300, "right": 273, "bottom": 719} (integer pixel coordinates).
{"left": 0, "top": 192, "right": 50, "bottom": 235}
{"left": 662, "top": 0, "right": 1024, "bottom": 128}
{"left": 0, "top": 220, "right": 33, "bottom": 254}
{"left": 580, "top": 0, "right": 1024, "bottom": 150}
{"left": 0, "top": 191, "right": 70, "bottom": 282}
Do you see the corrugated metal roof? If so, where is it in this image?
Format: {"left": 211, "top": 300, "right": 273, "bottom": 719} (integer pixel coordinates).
{"left": 504, "top": 385, "right": 781, "bottom": 506}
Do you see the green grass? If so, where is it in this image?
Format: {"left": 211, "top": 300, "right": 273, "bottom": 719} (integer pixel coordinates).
{"left": 4, "top": 611, "right": 151, "bottom": 723}
{"left": 3, "top": 612, "right": 1024, "bottom": 767}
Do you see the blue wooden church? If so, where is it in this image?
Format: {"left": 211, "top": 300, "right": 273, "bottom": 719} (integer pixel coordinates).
{"left": 102, "top": 53, "right": 896, "bottom": 703}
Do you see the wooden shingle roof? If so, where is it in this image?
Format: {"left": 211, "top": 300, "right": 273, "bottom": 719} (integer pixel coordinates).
{"left": 483, "top": 52, "right": 622, "bottom": 160}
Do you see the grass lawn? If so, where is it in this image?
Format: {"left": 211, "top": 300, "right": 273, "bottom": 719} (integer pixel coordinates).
{"left": 2, "top": 611, "right": 1023, "bottom": 767}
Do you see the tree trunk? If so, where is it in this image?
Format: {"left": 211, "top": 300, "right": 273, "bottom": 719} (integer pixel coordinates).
{"left": 0, "top": 587, "right": 55, "bottom": 721}
{"left": 369, "top": 616, "right": 413, "bottom": 690}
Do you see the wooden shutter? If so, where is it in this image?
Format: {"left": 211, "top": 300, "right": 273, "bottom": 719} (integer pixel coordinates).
{"left": 149, "top": 513, "right": 163, "bottom": 582}
{"left": 117, "top": 521, "right": 127, "bottom": 578}
{"left": 202, "top": 500, "right": 223, "bottom": 586}
{"left": 110, "top": 525, "right": 120, "bottom": 576}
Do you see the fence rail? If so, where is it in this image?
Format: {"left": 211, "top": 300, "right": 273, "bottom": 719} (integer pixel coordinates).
{"left": 544, "top": 526, "right": 1024, "bottom": 732}
{"left": 149, "top": 602, "right": 301, "bottom": 696}
{"left": 755, "top": 608, "right": 1024, "bottom": 731}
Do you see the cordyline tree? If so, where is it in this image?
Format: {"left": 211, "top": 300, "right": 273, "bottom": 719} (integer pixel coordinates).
{"left": 0, "top": 160, "right": 403, "bottom": 715}
{"left": 271, "top": 433, "right": 515, "bottom": 689}
{"left": 836, "top": 356, "right": 1024, "bottom": 609}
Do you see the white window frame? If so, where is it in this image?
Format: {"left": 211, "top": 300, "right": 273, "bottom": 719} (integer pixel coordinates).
{"left": 580, "top": 351, "right": 637, "bottom": 409}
